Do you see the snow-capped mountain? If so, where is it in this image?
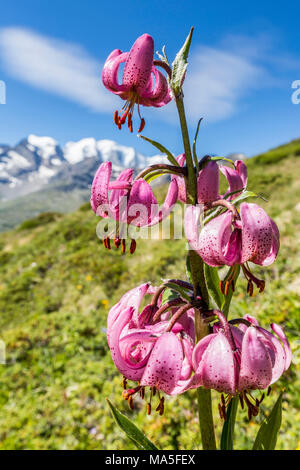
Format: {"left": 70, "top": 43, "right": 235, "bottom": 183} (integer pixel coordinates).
{"left": 0, "top": 135, "right": 165, "bottom": 201}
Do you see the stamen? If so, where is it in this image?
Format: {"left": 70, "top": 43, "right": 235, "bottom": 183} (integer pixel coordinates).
{"left": 139, "top": 387, "right": 145, "bottom": 400}
{"left": 122, "top": 376, "right": 127, "bottom": 390}
{"left": 138, "top": 118, "right": 145, "bottom": 133}
{"left": 114, "top": 110, "right": 119, "bottom": 126}
{"left": 146, "top": 403, "right": 151, "bottom": 415}
{"left": 128, "top": 395, "right": 134, "bottom": 410}
{"left": 114, "top": 237, "right": 121, "bottom": 249}
{"left": 130, "top": 239, "right": 137, "bottom": 254}
{"left": 267, "top": 386, "right": 271, "bottom": 396}
{"left": 121, "top": 239, "right": 126, "bottom": 254}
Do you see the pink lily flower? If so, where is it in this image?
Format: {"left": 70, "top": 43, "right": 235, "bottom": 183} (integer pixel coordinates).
{"left": 107, "top": 283, "right": 194, "bottom": 413}
{"left": 102, "top": 34, "right": 172, "bottom": 133}
{"left": 91, "top": 161, "right": 178, "bottom": 251}
{"left": 185, "top": 202, "right": 280, "bottom": 268}
{"left": 171, "top": 154, "right": 220, "bottom": 204}
{"left": 220, "top": 160, "right": 248, "bottom": 199}
{"left": 190, "top": 314, "right": 291, "bottom": 418}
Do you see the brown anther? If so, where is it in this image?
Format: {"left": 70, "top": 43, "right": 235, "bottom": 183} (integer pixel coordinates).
{"left": 258, "top": 281, "right": 265, "bottom": 293}
{"left": 248, "top": 281, "right": 254, "bottom": 297}
{"left": 121, "top": 239, "right": 126, "bottom": 254}
{"left": 128, "top": 395, "right": 134, "bottom": 410}
{"left": 156, "top": 397, "right": 165, "bottom": 416}
{"left": 106, "top": 237, "right": 111, "bottom": 250}
{"left": 146, "top": 403, "right": 151, "bottom": 415}
{"left": 114, "top": 110, "right": 119, "bottom": 125}
{"left": 221, "top": 394, "right": 226, "bottom": 406}
{"left": 248, "top": 406, "right": 252, "bottom": 421}
{"left": 127, "top": 112, "right": 133, "bottom": 133}
{"left": 152, "top": 387, "right": 157, "bottom": 397}
{"left": 220, "top": 281, "right": 225, "bottom": 294}
{"left": 230, "top": 279, "right": 235, "bottom": 292}
{"left": 224, "top": 281, "right": 230, "bottom": 296}
{"left": 122, "top": 376, "right": 127, "bottom": 390}
{"left": 139, "top": 387, "right": 145, "bottom": 400}
{"left": 114, "top": 237, "right": 121, "bottom": 249}
{"left": 222, "top": 405, "right": 227, "bottom": 421}
{"left": 103, "top": 237, "right": 108, "bottom": 249}
{"left": 138, "top": 118, "right": 145, "bottom": 133}
{"left": 267, "top": 386, "right": 271, "bottom": 396}
{"left": 130, "top": 239, "right": 137, "bottom": 254}
{"left": 252, "top": 406, "right": 259, "bottom": 417}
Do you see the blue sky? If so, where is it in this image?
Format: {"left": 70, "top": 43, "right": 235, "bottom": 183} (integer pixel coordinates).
{"left": 0, "top": 0, "right": 300, "bottom": 157}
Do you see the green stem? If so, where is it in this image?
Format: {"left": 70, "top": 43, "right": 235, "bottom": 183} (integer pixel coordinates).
{"left": 175, "top": 95, "right": 197, "bottom": 204}
{"left": 175, "top": 89, "right": 216, "bottom": 450}
{"left": 197, "top": 388, "right": 217, "bottom": 450}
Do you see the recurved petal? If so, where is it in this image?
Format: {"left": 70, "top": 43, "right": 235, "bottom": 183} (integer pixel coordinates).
{"left": 108, "top": 306, "right": 147, "bottom": 381}
{"left": 90, "top": 162, "right": 111, "bottom": 214}
{"left": 196, "top": 211, "right": 240, "bottom": 266}
{"left": 127, "top": 179, "right": 157, "bottom": 226}
{"left": 198, "top": 333, "right": 237, "bottom": 395}
{"left": 260, "top": 218, "right": 280, "bottom": 266}
{"left": 142, "top": 66, "right": 171, "bottom": 105}
{"left": 271, "top": 323, "right": 292, "bottom": 371}
{"left": 102, "top": 50, "right": 129, "bottom": 94}
{"left": 197, "top": 161, "right": 219, "bottom": 204}
{"left": 147, "top": 178, "right": 178, "bottom": 226}
{"left": 123, "top": 34, "right": 154, "bottom": 94}
{"left": 238, "top": 327, "right": 273, "bottom": 391}
{"left": 220, "top": 160, "right": 248, "bottom": 199}
{"left": 240, "top": 203, "right": 274, "bottom": 265}
{"left": 256, "top": 327, "right": 286, "bottom": 384}
{"left": 140, "top": 332, "right": 183, "bottom": 394}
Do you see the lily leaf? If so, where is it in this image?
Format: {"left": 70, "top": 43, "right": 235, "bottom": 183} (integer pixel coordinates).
{"left": 138, "top": 135, "right": 179, "bottom": 167}
{"left": 220, "top": 396, "right": 239, "bottom": 450}
{"left": 252, "top": 392, "right": 283, "bottom": 450}
{"left": 163, "top": 282, "right": 192, "bottom": 302}
{"left": 192, "top": 118, "right": 203, "bottom": 172}
{"left": 106, "top": 399, "right": 158, "bottom": 450}
{"left": 231, "top": 190, "right": 259, "bottom": 205}
{"left": 204, "top": 264, "right": 224, "bottom": 309}
{"left": 161, "top": 287, "right": 180, "bottom": 306}
{"left": 171, "top": 27, "right": 194, "bottom": 95}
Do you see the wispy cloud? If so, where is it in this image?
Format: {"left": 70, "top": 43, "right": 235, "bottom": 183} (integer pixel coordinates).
{"left": 0, "top": 27, "right": 276, "bottom": 123}
{"left": 160, "top": 45, "right": 265, "bottom": 123}
{"left": 0, "top": 27, "right": 116, "bottom": 112}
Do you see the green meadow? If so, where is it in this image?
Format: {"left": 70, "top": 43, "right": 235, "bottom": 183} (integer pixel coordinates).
{"left": 0, "top": 139, "right": 299, "bottom": 450}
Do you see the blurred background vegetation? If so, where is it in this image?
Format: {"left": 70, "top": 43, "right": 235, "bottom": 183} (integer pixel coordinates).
{"left": 0, "top": 140, "right": 299, "bottom": 450}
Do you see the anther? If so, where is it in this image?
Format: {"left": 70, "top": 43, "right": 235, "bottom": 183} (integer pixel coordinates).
{"left": 224, "top": 281, "right": 230, "bottom": 296}
{"left": 114, "top": 237, "right": 121, "bottom": 249}
{"left": 122, "top": 376, "right": 127, "bottom": 390}
{"left": 114, "top": 110, "right": 119, "bottom": 125}
{"left": 267, "top": 386, "right": 271, "bottom": 396}
{"left": 121, "top": 239, "right": 126, "bottom": 254}
{"left": 139, "top": 387, "right": 145, "bottom": 400}
{"left": 146, "top": 403, "right": 151, "bottom": 415}
{"left": 106, "top": 237, "right": 111, "bottom": 250}
{"left": 130, "top": 239, "right": 137, "bottom": 254}
{"left": 138, "top": 118, "right": 145, "bottom": 133}
{"left": 220, "top": 281, "right": 225, "bottom": 294}
{"left": 128, "top": 395, "right": 134, "bottom": 410}
{"left": 103, "top": 237, "right": 108, "bottom": 249}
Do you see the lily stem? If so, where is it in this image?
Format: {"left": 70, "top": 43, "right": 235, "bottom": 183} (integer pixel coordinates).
{"left": 175, "top": 89, "right": 216, "bottom": 450}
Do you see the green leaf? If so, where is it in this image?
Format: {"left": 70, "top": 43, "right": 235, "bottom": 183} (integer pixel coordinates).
{"left": 204, "top": 264, "right": 224, "bottom": 309}
{"left": 252, "top": 392, "right": 283, "bottom": 450}
{"left": 106, "top": 399, "right": 158, "bottom": 450}
{"left": 220, "top": 396, "right": 239, "bottom": 450}
{"left": 221, "top": 265, "right": 240, "bottom": 318}
{"left": 161, "top": 287, "right": 180, "bottom": 305}
{"left": 144, "top": 170, "right": 173, "bottom": 183}
{"left": 171, "top": 27, "right": 194, "bottom": 95}
{"left": 163, "top": 282, "right": 192, "bottom": 302}
{"left": 231, "top": 190, "right": 259, "bottom": 205}
{"left": 138, "top": 135, "right": 179, "bottom": 167}
{"left": 192, "top": 118, "right": 203, "bottom": 171}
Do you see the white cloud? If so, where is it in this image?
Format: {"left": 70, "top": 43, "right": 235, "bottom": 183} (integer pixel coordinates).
{"left": 158, "top": 45, "right": 264, "bottom": 123}
{"left": 0, "top": 28, "right": 265, "bottom": 123}
{"left": 0, "top": 27, "right": 116, "bottom": 112}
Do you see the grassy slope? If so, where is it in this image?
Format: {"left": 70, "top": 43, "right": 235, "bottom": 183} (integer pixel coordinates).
{"left": 0, "top": 141, "right": 299, "bottom": 450}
